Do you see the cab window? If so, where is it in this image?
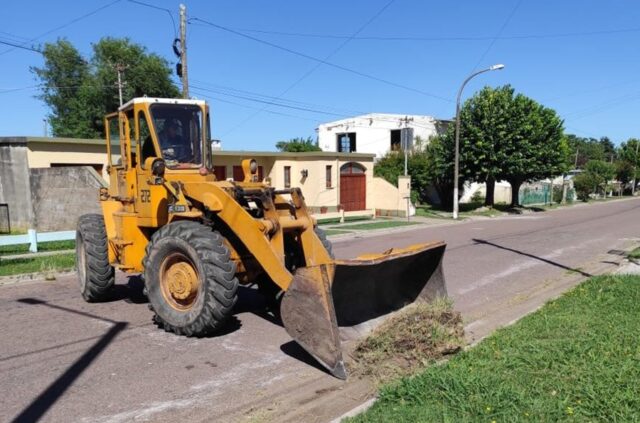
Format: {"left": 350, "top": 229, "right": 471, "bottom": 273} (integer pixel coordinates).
{"left": 138, "top": 111, "right": 156, "bottom": 166}
{"left": 106, "top": 116, "right": 122, "bottom": 167}
{"left": 150, "top": 104, "right": 202, "bottom": 168}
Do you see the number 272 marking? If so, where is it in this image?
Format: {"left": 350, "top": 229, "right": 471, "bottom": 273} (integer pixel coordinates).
{"left": 140, "top": 190, "right": 151, "bottom": 203}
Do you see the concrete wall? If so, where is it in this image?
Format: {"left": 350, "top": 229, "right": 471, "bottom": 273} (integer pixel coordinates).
{"left": 0, "top": 139, "right": 34, "bottom": 231}
{"left": 369, "top": 176, "right": 414, "bottom": 217}
{"left": 27, "top": 139, "right": 113, "bottom": 180}
{"left": 29, "top": 166, "right": 106, "bottom": 231}
{"left": 460, "top": 181, "right": 512, "bottom": 204}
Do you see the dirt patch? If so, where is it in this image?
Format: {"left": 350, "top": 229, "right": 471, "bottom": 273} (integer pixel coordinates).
{"left": 348, "top": 299, "right": 464, "bottom": 383}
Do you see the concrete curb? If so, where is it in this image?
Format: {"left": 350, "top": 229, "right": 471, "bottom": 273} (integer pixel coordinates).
{"left": 329, "top": 397, "right": 378, "bottom": 423}
{"left": 0, "top": 270, "right": 75, "bottom": 286}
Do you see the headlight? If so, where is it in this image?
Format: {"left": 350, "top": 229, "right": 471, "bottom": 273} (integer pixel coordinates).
{"left": 152, "top": 158, "right": 166, "bottom": 176}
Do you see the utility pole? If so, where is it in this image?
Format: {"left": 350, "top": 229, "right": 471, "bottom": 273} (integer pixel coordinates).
{"left": 179, "top": 4, "right": 189, "bottom": 98}
{"left": 43, "top": 118, "right": 48, "bottom": 137}
{"left": 633, "top": 141, "right": 639, "bottom": 195}
{"left": 115, "top": 63, "right": 127, "bottom": 106}
{"left": 452, "top": 64, "right": 505, "bottom": 219}
{"left": 574, "top": 149, "right": 579, "bottom": 169}
{"left": 401, "top": 116, "right": 413, "bottom": 222}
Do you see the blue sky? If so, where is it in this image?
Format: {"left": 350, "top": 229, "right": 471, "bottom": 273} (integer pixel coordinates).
{"left": 1, "top": 0, "right": 639, "bottom": 150}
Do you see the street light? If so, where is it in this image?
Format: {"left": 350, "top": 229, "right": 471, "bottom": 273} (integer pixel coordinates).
{"left": 452, "top": 64, "right": 505, "bottom": 219}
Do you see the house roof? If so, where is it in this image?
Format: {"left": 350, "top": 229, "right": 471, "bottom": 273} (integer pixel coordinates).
{"left": 317, "top": 113, "right": 451, "bottom": 129}
{"left": 0, "top": 136, "right": 109, "bottom": 147}
{"left": 119, "top": 97, "right": 206, "bottom": 111}
{"left": 0, "top": 137, "right": 374, "bottom": 159}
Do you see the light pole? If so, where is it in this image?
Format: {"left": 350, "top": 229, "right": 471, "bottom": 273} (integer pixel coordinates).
{"left": 452, "top": 64, "right": 505, "bottom": 219}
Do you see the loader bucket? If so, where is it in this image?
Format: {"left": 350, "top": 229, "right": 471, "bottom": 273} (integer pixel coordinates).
{"left": 280, "top": 241, "right": 447, "bottom": 379}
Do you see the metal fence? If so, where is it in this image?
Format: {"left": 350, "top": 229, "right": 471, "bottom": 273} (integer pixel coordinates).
{"left": 0, "top": 229, "right": 75, "bottom": 253}
{"left": 519, "top": 184, "right": 551, "bottom": 206}
{"left": 519, "top": 184, "right": 576, "bottom": 206}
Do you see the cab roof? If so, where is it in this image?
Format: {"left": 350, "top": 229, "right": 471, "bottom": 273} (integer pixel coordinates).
{"left": 118, "top": 97, "right": 206, "bottom": 111}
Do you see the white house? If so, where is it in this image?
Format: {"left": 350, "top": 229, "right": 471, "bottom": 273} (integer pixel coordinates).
{"left": 317, "top": 113, "right": 449, "bottom": 158}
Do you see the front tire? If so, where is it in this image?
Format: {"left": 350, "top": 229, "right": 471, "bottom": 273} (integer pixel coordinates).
{"left": 144, "top": 221, "right": 239, "bottom": 336}
{"left": 76, "top": 214, "right": 115, "bottom": 302}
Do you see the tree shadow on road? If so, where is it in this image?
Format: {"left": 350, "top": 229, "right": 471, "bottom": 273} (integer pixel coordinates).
{"left": 472, "top": 238, "right": 593, "bottom": 277}
{"left": 12, "top": 298, "right": 127, "bottom": 423}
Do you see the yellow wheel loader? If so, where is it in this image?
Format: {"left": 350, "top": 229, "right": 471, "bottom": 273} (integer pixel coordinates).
{"left": 75, "top": 97, "right": 447, "bottom": 379}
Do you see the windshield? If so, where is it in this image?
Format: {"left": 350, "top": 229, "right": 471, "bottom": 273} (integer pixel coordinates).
{"left": 150, "top": 104, "right": 203, "bottom": 168}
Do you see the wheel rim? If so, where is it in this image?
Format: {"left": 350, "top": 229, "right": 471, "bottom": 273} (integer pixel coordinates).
{"left": 159, "top": 252, "right": 200, "bottom": 311}
{"left": 77, "top": 236, "right": 87, "bottom": 291}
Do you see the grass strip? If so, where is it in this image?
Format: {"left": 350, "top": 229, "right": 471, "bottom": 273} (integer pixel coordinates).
{"left": 335, "top": 220, "right": 419, "bottom": 231}
{"left": 628, "top": 247, "right": 640, "bottom": 260}
{"left": 0, "top": 240, "right": 75, "bottom": 256}
{"left": 349, "top": 299, "right": 464, "bottom": 383}
{"left": 0, "top": 253, "right": 76, "bottom": 277}
{"left": 324, "top": 229, "right": 353, "bottom": 236}
{"left": 349, "top": 274, "right": 640, "bottom": 422}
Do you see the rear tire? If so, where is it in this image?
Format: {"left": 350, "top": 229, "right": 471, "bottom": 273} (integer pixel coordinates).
{"left": 144, "top": 221, "right": 239, "bottom": 336}
{"left": 76, "top": 214, "right": 115, "bottom": 302}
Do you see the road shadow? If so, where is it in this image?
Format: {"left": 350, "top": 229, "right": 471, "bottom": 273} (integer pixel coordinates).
{"left": 11, "top": 298, "right": 127, "bottom": 423}
{"left": 233, "top": 286, "right": 283, "bottom": 328}
{"left": 115, "top": 275, "right": 148, "bottom": 304}
{"left": 472, "top": 238, "right": 593, "bottom": 277}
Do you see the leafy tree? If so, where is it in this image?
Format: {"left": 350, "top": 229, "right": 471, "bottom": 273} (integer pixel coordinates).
{"left": 275, "top": 137, "right": 321, "bottom": 152}
{"left": 442, "top": 85, "right": 567, "bottom": 207}
{"left": 32, "top": 37, "right": 179, "bottom": 138}
{"left": 616, "top": 160, "right": 635, "bottom": 186}
{"left": 374, "top": 150, "right": 432, "bottom": 203}
{"left": 565, "top": 134, "right": 607, "bottom": 168}
{"left": 584, "top": 160, "right": 615, "bottom": 195}
{"left": 573, "top": 172, "right": 597, "bottom": 201}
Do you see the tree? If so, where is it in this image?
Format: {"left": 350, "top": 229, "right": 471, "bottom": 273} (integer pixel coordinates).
{"left": 565, "top": 134, "right": 606, "bottom": 168}
{"left": 374, "top": 149, "right": 432, "bottom": 203}
{"left": 497, "top": 94, "right": 568, "bottom": 206}
{"left": 584, "top": 160, "right": 615, "bottom": 195}
{"left": 275, "top": 137, "right": 321, "bottom": 152}
{"left": 32, "top": 37, "right": 179, "bottom": 138}
{"left": 443, "top": 85, "right": 567, "bottom": 207}
{"left": 573, "top": 172, "right": 597, "bottom": 201}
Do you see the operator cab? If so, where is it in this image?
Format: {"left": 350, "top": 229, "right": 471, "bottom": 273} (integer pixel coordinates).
{"left": 144, "top": 102, "right": 203, "bottom": 168}
{"left": 107, "top": 97, "right": 211, "bottom": 172}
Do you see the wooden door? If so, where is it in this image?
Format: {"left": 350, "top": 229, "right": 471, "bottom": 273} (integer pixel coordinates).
{"left": 340, "top": 163, "right": 366, "bottom": 211}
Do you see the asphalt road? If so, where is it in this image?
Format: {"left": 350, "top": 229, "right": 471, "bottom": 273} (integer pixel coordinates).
{"left": 1, "top": 198, "right": 639, "bottom": 423}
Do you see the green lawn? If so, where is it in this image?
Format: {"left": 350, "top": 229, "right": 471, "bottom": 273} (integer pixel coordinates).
{"left": 349, "top": 274, "right": 640, "bottom": 422}
{"left": 323, "top": 229, "right": 353, "bottom": 236}
{"left": 317, "top": 216, "right": 378, "bottom": 225}
{"left": 628, "top": 247, "right": 640, "bottom": 260}
{"left": 0, "top": 240, "right": 75, "bottom": 256}
{"left": 333, "top": 220, "right": 419, "bottom": 231}
{"left": 0, "top": 253, "right": 76, "bottom": 277}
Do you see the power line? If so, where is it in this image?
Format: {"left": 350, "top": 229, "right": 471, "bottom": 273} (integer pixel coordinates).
{"left": 190, "top": 88, "right": 324, "bottom": 123}
{"left": 189, "top": 77, "right": 367, "bottom": 116}
{"left": 0, "top": 0, "right": 122, "bottom": 56}
{"left": 0, "top": 39, "right": 42, "bottom": 54}
{"left": 127, "top": 0, "right": 178, "bottom": 38}
{"left": 220, "top": 0, "right": 397, "bottom": 136}
{"left": 202, "top": 24, "right": 640, "bottom": 42}
{"left": 189, "top": 17, "right": 452, "bottom": 103}
{"left": 190, "top": 83, "right": 347, "bottom": 117}
{"left": 470, "top": 0, "right": 522, "bottom": 72}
